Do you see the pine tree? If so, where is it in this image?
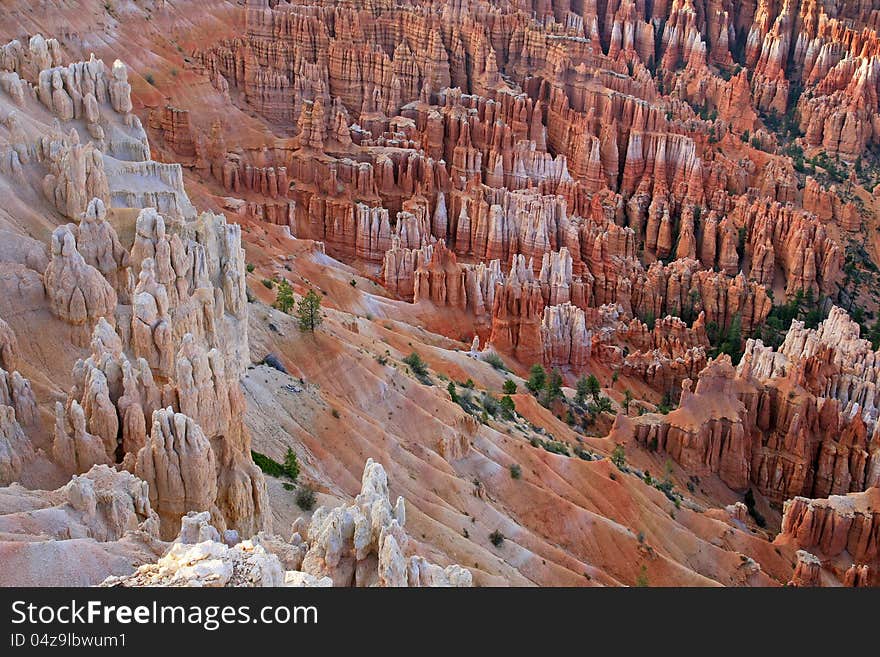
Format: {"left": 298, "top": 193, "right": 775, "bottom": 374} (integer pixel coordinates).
{"left": 544, "top": 368, "right": 563, "bottom": 404}
{"left": 296, "top": 289, "right": 323, "bottom": 332}
{"left": 283, "top": 447, "right": 300, "bottom": 482}
{"left": 611, "top": 443, "right": 626, "bottom": 470}
{"left": 525, "top": 364, "right": 546, "bottom": 394}
{"left": 574, "top": 375, "right": 590, "bottom": 405}
{"left": 274, "top": 279, "right": 295, "bottom": 314}
{"left": 586, "top": 374, "right": 601, "bottom": 404}
{"left": 623, "top": 389, "right": 633, "bottom": 414}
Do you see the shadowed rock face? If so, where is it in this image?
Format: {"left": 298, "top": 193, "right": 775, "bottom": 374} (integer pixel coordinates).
{"left": 0, "top": 0, "right": 879, "bottom": 587}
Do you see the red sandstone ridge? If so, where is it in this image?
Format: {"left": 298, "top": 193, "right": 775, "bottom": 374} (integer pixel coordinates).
{"left": 0, "top": 0, "right": 878, "bottom": 588}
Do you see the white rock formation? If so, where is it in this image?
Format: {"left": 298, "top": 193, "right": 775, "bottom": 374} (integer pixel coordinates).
{"left": 100, "top": 459, "right": 473, "bottom": 587}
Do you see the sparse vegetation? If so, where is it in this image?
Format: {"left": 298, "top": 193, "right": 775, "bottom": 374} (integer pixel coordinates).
{"left": 574, "top": 374, "right": 591, "bottom": 405}
{"left": 525, "top": 364, "right": 546, "bottom": 394}
{"left": 509, "top": 464, "right": 522, "bottom": 479}
{"left": 499, "top": 395, "right": 516, "bottom": 418}
{"left": 296, "top": 485, "right": 317, "bottom": 511}
{"left": 502, "top": 379, "right": 517, "bottom": 395}
{"left": 760, "top": 290, "right": 827, "bottom": 349}
{"left": 489, "top": 530, "right": 505, "bottom": 547}
{"left": 296, "top": 289, "right": 323, "bottom": 332}
{"left": 707, "top": 313, "right": 743, "bottom": 363}
{"left": 611, "top": 444, "right": 626, "bottom": 470}
{"left": 542, "top": 368, "right": 564, "bottom": 406}
{"left": 656, "top": 389, "right": 676, "bottom": 415}
{"left": 588, "top": 396, "right": 613, "bottom": 416}
{"left": 403, "top": 352, "right": 428, "bottom": 377}
{"left": 283, "top": 448, "right": 300, "bottom": 482}
{"left": 481, "top": 352, "right": 509, "bottom": 372}
{"left": 252, "top": 449, "right": 299, "bottom": 482}
{"left": 273, "top": 279, "right": 294, "bottom": 313}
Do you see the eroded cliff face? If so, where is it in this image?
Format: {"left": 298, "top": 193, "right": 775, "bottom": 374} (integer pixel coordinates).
{"left": 0, "top": 40, "right": 270, "bottom": 578}
{"left": 0, "top": 0, "right": 878, "bottom": 587}
{"left": 156, "top": 0, "right": 862, "bottom": 389}
{"left": 626, "top": 307, "right": 880, "bottom": 497}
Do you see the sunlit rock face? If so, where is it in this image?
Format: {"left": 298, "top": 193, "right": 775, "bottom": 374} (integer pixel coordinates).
{"left": 0, "top": 0, "right": 879, "bottom": 588}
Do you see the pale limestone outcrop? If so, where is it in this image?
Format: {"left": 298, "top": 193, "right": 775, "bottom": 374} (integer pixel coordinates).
{"left": 0, "top": 405, "right": 33, "bottom": 485}
{"left": 46, "top": 201, "right": 264, "bottom": 538}
{"left": 0, "top": 367, "right": 37, "bottom": 427}
{"left": 173, "top": 333, "right": 234, "bottom": 439}
{"left": 53, "top": 318, "right": 157, "bottom": 474}
{"left": 0, "top": 317, "right": 17, "bottom": 371}
{"left": 541, "top": 302, "right": 591, "bottom": 368}
{"left": 102, "top": 459, "right": 471, "bottom": 588}
{"left": 109, "top": 60, "right": 133, "bottom": 116}
{"left": 102, "top": 539, "right": 287, "bottom": 587}
{"left": 0, "top": 464, "right": 159, "bottom": 542}
{"left": 300, "top": 458, "right": 472, "bottom": 587}
{"left": 0, "top": 35, "right": 63, "bottom": 82}
{"left": 53, "top": 399, "right": 113, "bottom": 475}
{"left": 131, "top": 256, "right": 174, "bottom": 375}
{"left": 75, "top": 198, "right": 131, "bottom": 303}
{"left": 135, "top": 408, "right": 220, "bottom": 540}
{"left": 41, "top": 132, "right": 111, "bottom": 221}
{"left": 129, "top": 208, "right": 249, "bottom": 378}
{"left": 44, "top": 224, "right": 116, "bottom": 327}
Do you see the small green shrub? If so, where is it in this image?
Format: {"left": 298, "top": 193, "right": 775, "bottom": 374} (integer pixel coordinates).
{"left": 489, "top": 530, "right": 505, "bottom": 547}
{"left": 252, "top": 449, "right": 299, "bottom": 482}
{"left": 509, "top": 464, "right": 522, "bottom": 479}
{"left": 403, "top": 352, "right": 428, "bottom": 377}
{"left": 502, "top": 379, "right": 517, "bottom": 394}
{"left": 499, "top": 395, "right": 516, "bottom": 418}
{"left": 481, "top": 352, "right": 508, "bottom": 371}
